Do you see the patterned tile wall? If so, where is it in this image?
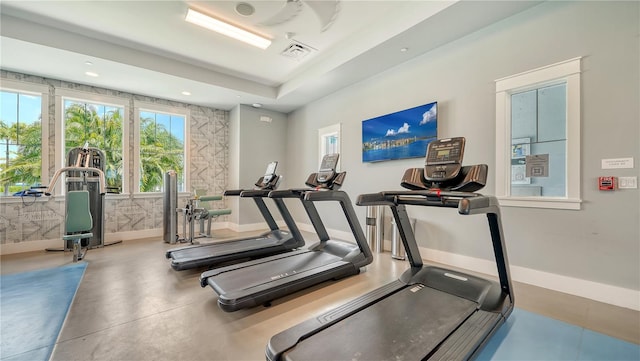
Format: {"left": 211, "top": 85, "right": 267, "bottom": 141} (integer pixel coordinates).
{"left": 0, "top": 71, "right": 229, "bottom": 244}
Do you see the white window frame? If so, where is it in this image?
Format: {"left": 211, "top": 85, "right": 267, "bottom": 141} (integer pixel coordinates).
{"left": 495, "top": 57, "right": 582, "bottom": 210}
{"left": 55, "top": 89, "right": 129, "bottom": 197}
{"left": 0, "top": 79, "right": 49, "bottom": 202}
{"left": 318, "top": 123, "right": 341, "bottom": 170}
{"left": 133, "top": 101, "right": 190, "bottom": 197}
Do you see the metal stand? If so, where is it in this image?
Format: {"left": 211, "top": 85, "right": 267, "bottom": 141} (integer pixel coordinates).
{"left": 177, "top": 198, "right": 208, "bottom": 244}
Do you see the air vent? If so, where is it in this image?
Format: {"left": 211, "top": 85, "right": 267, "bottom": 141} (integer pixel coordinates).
{"left": 280, "top": 42, "right": 315, "bottom": 61}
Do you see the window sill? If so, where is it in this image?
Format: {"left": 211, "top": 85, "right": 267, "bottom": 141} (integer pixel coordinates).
{"left": 132, "top": 192, "right": 192, "bottom": 199}
{"left": 497, "top": 196, "right": 582, "bottom": 210}
{"left": 0, "top": 196, "right": 50, "bottom": 205}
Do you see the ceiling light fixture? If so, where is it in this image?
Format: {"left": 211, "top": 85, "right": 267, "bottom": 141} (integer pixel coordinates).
{"left": 185, "top": 8, "right": 271, "bottom": 50}
{"left": 181, "top": 91, "right": 191, "bottom": 96}
{"left": 85, "top": 71, "right": 99, "bottom": 77}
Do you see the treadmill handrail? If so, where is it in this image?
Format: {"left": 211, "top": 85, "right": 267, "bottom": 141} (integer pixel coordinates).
{"left": 357, "top": 190, "right": 485, "bottom": 211}
{"left": 268, "top": 189, "right": 310, "bottom": 198}
{"left": 304, "top": 190, "right": 373, "bottom": 266}
{"left": 240, "top": 189, "right": 271, "bottom": 197}
{"left": 224, "top": 189, "right": 242, "bottom": 196}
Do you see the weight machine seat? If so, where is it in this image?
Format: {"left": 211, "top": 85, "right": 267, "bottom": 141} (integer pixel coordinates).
{"left": 62, "top": 190, "right": 93, "bottom": 262}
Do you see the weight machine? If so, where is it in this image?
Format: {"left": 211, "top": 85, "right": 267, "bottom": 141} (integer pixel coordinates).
{"left": 45, "top": 143, "right": 121, "bottom": 259}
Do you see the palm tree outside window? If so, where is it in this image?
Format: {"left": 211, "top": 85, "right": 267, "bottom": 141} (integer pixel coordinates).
{"left": 0, "top": 91, "right": 43, "bottom": 196}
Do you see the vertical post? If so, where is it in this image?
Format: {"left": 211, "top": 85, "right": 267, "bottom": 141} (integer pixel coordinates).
{"left": 366, "top": 206, "right": 384, "bottom": 253}
{"left": 163, "top": 170, "right": 178, "bottom": 244}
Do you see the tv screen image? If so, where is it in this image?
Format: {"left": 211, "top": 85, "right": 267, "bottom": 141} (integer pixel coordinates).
{"left": 362, "top": 101, "right": 437, "bottom": 163}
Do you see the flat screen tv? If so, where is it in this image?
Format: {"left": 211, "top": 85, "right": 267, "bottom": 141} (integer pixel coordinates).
{"left": 362, "top": 101, "right": 437, "bottom": 163}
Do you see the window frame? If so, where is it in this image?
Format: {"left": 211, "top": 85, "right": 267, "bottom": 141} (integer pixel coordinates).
{"left": 318, "top": 123, "right": 341, "bottom": 171}
{"left": 495, "top": 57, "right": 582, "bottom": 210}
{"left": 54, "top": 88, "right": 129, "bottom": 197}
{"left": 133, "top": 101, "right": 190, "bottom": 196}
{"left": 0, "top": 79, "right": 49, "bottom": 201}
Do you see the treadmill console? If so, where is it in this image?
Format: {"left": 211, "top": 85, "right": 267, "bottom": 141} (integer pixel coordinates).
{"left": 305, "top": 153, "right": 345, "bottom": 189}
{"left": 317, "top": 153, "right": 339, "bottom": 184}
{"left": 262, "top": 161, "right": 278, "bottom": 184}
{"left": 424, "top": 137, "right": 465, "bottom": 183}
{"left": 255, "top": 161, "right": 280, "bottom": 189}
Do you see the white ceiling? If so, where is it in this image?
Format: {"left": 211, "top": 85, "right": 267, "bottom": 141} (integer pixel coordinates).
{"left": 0, "top": 0, "right": 542, "bottom": 113}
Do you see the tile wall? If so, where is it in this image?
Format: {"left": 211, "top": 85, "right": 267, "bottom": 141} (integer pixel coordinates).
{"left": 0, "top": 70, "right": 229, "bottom": 244}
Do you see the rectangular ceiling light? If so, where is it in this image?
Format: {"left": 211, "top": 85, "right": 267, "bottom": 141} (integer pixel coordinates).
{"left": 185, "top": 8, "right": 272, "bottom": 50}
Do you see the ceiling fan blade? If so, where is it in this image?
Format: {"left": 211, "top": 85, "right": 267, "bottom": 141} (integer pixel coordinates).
{"left": 305, "top": 0, "right": 340, "bottom": 32}
{"left": 259, "top": 0, "right": 304, "bottom": 27}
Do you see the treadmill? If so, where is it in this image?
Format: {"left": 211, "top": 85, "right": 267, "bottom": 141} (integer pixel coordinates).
{"left": 166, "top": 162, "right": 305, "bottom": 271}
{"left": 267, "top": 137, "right": 514, "bottom": 361}
{"left": 200, "top": 153, "right": 374, "bottom": 312}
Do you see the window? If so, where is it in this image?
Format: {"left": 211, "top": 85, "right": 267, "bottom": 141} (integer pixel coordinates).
{"left": 318, "top": 123, "right": 341, "bottom": 169}
{"left": 495, "top": 57, "right": 581, "bottom": 210}
{"left": 55, "top": 89, "right": 129, "bottom": 195}
{"left": 134, "top": 103, "right": 189, "bottom": 193}
{"left": 0, "top": 80, "right": 49, "bottom": 197}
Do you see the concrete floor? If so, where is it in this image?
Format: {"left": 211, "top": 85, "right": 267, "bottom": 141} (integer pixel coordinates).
{"left": 1, "top": 230, "right": 638, "bottom": 360}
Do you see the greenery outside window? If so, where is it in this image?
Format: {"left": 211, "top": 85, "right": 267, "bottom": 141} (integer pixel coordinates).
{"left": 55, "top": 89, "right": 129, "bottom": 195}
{"left": 134, "top": 102, "right": 189, "bottom": 193}
{"left": 0, "top": 80, "right": 49, "bottom": 198}
{"left": 495, "top": 57, "right": 581, "bottom": 210}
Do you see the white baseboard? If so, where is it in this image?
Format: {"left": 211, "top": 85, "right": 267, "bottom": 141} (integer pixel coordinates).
{"left": 299, "top": 222, "right": 639, "bottom": 311}
{"left": 1, "top": 239, "right": 63, "bottom": 255}
{"left": 227, "top": 220, "right": 287, "bottom": 233}
{"left": 4, "top": 222, "right": 638, "bottom": 311}
{"left": 419, "top": 245, "right": 640, "bottom": 311}
{"left": 296, "top": 222, "right": 357, "bottom": 244}
{"left": 1, "top": 229, "right": 164, "bottom": 255}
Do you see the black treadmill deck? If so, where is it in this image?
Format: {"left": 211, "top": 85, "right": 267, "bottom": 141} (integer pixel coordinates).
{"left": 282, "top": 286, "right": 482, "bottom": 360}
{"left": 168, "top": 230, "right": 297, "bottom": 270}
{"left": 170, "top": 232, "right": 287, "bottom": 262}
{"left": 205, "top": 246, "right": 361, "bottom": 312}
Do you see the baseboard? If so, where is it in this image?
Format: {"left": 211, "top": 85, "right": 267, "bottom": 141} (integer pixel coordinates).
{"left": 417, "top": 246, "right": 640, "bottom": 311}
{"left": 4, "top": 222, "right": 638, "bottom": 311}
{"left": 296, "top": 222, "right": 357, "bottom": 244}
{"left": 104, "top": 229, "right": 162, "bottom": 243}
{"left": 298, "top": 222, "right": 639, "bottom": 311}
{"left": 227, "top": 220, "right": 286, "bottom": 233}
{"left": 0, "top": 229, "right": 163, "bottom": 255}
{"left": 0, "top": 239, "right": 63, "bottom": 255}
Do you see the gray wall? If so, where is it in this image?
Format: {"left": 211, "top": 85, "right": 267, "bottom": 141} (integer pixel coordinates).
{"left": 229, "top": 105, "right": 288, "bottom": 226}
{"left": 284, "top": 1, "right": 640, "bottom": 291}
{"left": 0, "top": 71, "right": 229, "bottom": 244}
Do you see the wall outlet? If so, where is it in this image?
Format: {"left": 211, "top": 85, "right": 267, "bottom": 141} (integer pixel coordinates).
{"left": 618, "top": 176, "right": 638, "bottom": 189}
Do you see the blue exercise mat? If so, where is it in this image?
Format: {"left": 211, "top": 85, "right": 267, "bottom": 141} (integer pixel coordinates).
{"left": 0, "top": 263, "right": 87, "bottom": 361}
{"left": 477, "top": 308, "right": 640, "bottom": 360}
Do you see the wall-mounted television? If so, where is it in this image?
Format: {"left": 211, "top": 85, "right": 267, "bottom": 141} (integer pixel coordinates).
{"left": 362, "top": 101, "right": 437, "bottom": 163}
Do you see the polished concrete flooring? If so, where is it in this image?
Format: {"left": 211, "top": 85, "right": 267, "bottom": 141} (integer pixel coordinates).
{"left": 1, "top": 230, "right": 639, "bottom": 360}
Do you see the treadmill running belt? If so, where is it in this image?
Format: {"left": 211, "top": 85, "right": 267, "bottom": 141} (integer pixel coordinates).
{"left": 283, "top": 285, "right": 478, "bottom": 361}
{"left": 210, "top": 252, "right": 342, "bottom": 291}
{"left": 170, "top": 235, "right": 283, "bottom": 262}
